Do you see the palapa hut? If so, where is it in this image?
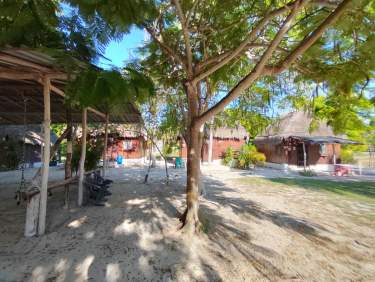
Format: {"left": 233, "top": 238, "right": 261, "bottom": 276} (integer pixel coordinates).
{"left": 254, "top": 111, "right": 360, "bottom": 171}
{"left": 0, "top": 48, "right": 142, "bottom": 237}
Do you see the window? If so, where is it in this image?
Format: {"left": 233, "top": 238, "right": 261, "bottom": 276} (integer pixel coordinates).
{"left": 319, "top": 144, "right": 328, "bottom": 156}
{"left": 123, "top": 140, "right": 133, "bottom": 151}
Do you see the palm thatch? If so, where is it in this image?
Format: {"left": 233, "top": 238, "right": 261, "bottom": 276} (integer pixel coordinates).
{"left": 210, "top": 126, "right": 248, "bottom": 140}
{"left": 255, "top": 111, "right": 359, "bottom": 145}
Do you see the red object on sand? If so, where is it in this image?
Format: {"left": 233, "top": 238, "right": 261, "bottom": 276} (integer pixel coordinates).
{"left": 334, "top": 165, "right": 350, "bottom": 176}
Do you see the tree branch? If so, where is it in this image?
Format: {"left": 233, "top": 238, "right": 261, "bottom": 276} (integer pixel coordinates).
{"left": 265, "top": 0, "right": 351, "bottom": 75}
{"left": 195, "top": 0, "right": 306, "bottom": 125}
{"left": 144, "top": 25, "right": 188, "bottom": 73}
{"left": 186, "top": 0, "right": 201, "bottom": 27}
{"left": 192, "top": 0, "right": 341, "bottom": 84}
{"left": 172, "top": 0, "right": 194, "bottom": 77}
{"left": 192, "top": 0, "right": 306, "bottom": 84}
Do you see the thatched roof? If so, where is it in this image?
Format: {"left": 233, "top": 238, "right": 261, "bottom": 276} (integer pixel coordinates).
{"left": 254, "top": 111, "right": 359, "bottom": 145}
{"left": 260, "top": 111, "right": 335, "bottom": 137}
{"left": 0, "top": 125, "right": 58, "bottom": 145}
{"left": 210, "top": 126, "right": 248, "bottom": 140}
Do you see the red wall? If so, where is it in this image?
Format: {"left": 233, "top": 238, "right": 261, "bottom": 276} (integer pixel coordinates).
{"left": 107, "top": 137, "right": 145, "bottom": 160}
{"left": 305, "top": 143, "right": 341, "bottom": 165}
{"left": 256, "top": 141, "right": 341, "bottom": 166}
{"left": 180, "top": 138, "right": 246, "bottom": 161}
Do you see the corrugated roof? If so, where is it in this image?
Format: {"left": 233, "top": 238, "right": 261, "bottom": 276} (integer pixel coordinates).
{"left": 0, "top": 48, "right": 142, "bottom": 125}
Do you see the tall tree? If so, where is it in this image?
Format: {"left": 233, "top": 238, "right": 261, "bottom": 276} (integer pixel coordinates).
{"left": 68, "top": 0, "right": 375, "bottom": 235}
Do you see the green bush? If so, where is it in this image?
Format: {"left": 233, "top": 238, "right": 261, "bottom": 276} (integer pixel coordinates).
{"left": 237, "top": 144, "right": 266, "bottom": 169}
{"left": 222, "top": 146, "right": 234, "bottom": 166}
{"left": 71, "top": 140, "right": 103, "bottom": 173}
{"left": 341, "top": 148, "right": 355, "bottom": 164}
{"left": 299, "top": 170, "right": 317, "bottom": 177}
{"left": 0, "top": 139, "right": 21, "bottom": 170}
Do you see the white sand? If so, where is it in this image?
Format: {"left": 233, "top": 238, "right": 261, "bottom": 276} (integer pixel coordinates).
{"left": 0, "top": 164, "right": 374, "bottom": 281}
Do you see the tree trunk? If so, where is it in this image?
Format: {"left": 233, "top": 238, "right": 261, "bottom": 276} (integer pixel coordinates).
{"left": 180, "top": 124, "right": 202, "bottom": 234}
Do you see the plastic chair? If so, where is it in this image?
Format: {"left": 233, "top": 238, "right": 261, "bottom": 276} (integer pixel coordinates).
{"left": 175, "top": 157, "right": 184, "bottom": 168}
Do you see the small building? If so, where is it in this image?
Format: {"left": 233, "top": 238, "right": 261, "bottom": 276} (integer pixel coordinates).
{"left": 180, "top": 126, "right": 248, "bottom": 162}
{"left": 0, "top": 125, "right": 58, "bottom": 169}
{"left": 105, "top": 127, "right": 146, "bottom": 163}
{"left": 254, "top": 111, "right": 360, "bottom": 171}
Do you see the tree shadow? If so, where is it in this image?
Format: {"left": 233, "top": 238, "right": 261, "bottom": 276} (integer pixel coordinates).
{"left": 0, "top": 166, "right": 335, "bottom": 281}
{"left": 0, "top": 167, "right": 222, "bottom": 281}
{"left": 200, "top": 175, "right": 332, "bottom": 241}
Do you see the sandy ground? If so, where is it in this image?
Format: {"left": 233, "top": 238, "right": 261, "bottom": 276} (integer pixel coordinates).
{"left": 0, "top": 164, "right": 374, "bottom": 282}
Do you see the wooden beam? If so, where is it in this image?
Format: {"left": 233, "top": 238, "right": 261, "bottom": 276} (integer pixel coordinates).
{"left": 0, "top": 71, "right": 41, "bottom": 82}
{"left": 38, "top": 76, "right": 51, "bottom": 236}
{"left": 78, "top": 108, "right": 87, "bottom": 206}
{"left": 0, "top": 96, "right": 25, "bottom": 110}
{"left": 0, "top": 53, "right": 52, "bottom": 73}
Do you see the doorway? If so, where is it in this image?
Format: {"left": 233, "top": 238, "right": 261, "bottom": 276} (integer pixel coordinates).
{"left": 296, "top": 143, "right": 307, "bottom": 167}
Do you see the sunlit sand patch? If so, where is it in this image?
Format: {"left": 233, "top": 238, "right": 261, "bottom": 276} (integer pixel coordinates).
{"left": 54, "top": 258, "right": 69, "bottom": 281}
{"left": 126, "top": 198, "right": 147, "bottom": 205}
{"left": 31, "top": 266, "right": 47, "bottom": 282}
{"left": 106, "top": 263, "right": 122, "bottom": 282}
{"left": 84, "top": 231, "right": 95, "bottom": 239}
{"left": 75, "top": 255, "right": 95, "bottom": 282}
{"left": 67, "top": 216, "right": 88, "bottom": 229}
{"left": 113, "top": 219, "right": 136, "bottom": 235}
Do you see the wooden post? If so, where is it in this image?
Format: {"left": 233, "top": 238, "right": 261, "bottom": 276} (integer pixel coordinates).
{"left": 78, "top": 108, "right": 87, "bottom": 206}
{"left": 208, "top": 120, "right": 214, "bottom": 164}
{"left": 102, "top": 114, "right": 109, "bottom": 177}
{"left": 25, "top": 193, "right": 41, "bottom": 237}
{"left": 332, "top": 144, "right": 337, "bottom": 166}
{"left": 64, "top": 108, "right": 73, "bottom": 209}
{"left": 302, "top": 142, "right": 307, "bottom": 171}
{"left": 37, "top": 76, "right": 51, "bottom": 236}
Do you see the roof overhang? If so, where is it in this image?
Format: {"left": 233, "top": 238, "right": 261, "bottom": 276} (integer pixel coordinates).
{"left": 291, "top": 136, "right": 362, "bottom": 145}
{"left": 0, "top": 48, "right": 142, "bottom": 125}
{"left": 254, "top": 135, "right": 362, "bottom": 145}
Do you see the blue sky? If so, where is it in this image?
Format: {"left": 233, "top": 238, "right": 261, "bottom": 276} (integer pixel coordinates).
{"left": 61, "top": 3, "right": 145, "bottom": 69}
{"left": 97, "top": 28, "right": 145, "bottom": 69}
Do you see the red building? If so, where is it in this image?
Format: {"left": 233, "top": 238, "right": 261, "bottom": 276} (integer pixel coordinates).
{"left": 254, "top": 111, "right": 360, "bottom": 171}
{"left": 106, "top": 130, "right": 146, "bottom": 161}
{"left": 180, "top": 126, "right": 248, "bottom": 162}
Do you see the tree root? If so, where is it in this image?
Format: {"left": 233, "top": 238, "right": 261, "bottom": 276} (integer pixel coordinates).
{"left": 178, "top": 207, "right": 202, "bottom": 235}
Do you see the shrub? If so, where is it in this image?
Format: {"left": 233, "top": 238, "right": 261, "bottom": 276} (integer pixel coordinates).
{"left": 0, "top": 139, "right": 21, "bottom": 170}
{"left": 237, "top": 144, "right": 266, "bottom": 169}
{"left": 299, "top": 170, "right": 317, "bottom": 177}
{"left": 222, "top": 146, "right": 234, "bottom": 166}
{"left": 72, "top": 140, "right": 103, "bottom": 173}
{"left": 341, "top": 148, "right": 355, "bottom": 164}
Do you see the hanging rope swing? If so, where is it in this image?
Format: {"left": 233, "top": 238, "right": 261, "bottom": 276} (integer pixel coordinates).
{"left": 15, "top": 96, "right": 28, "bottom": 205}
